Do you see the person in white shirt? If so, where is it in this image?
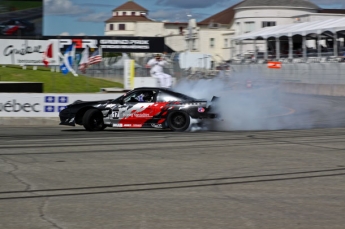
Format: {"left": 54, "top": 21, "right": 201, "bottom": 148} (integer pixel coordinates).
{"left": 146, "top": 54, "right": 172, "bottom": 88}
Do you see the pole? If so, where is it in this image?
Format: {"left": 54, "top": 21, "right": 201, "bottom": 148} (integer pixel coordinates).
{"left": 318, "top": 33, "right": 321, "bottom": 58}
{"left": 264, "top": 38, "right": 268, "bottom": 60}
{"left": 302, "top": 36, "right": 307, "bottom": 60}
{"left": 276, "top": 37, "right": 280, "bottom": 59}
{"left": 289, "top": 36, "right": 293, "bottom": 59}
{"left": 334, "top": 32, "right": 338, "bottom": 56}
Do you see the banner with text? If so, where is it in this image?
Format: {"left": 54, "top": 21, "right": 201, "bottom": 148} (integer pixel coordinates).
{"left": 0, "top": 39, "right": 59, "bottom": 65}
{"left": 0, "top": 93, "right": 123, "bottom": 117}
{"left": 46, "top": 36, "right": 165, "bottom": 52}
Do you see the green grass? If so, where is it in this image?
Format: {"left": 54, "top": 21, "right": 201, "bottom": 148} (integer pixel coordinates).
{"left": 0, "top": 65, "right": 123, "bottom": 93}
{"left": 1, "top": 1, "right": 42, "bottom": 11}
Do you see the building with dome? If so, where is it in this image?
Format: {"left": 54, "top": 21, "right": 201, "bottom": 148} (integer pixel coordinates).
{"left": 104, "top": 0, "right": 345, "bottom": 63}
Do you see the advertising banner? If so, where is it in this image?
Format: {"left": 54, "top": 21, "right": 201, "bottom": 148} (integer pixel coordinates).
{"left": 46, "top": 36, "right": 165, "bottom": 53}
{"left": 0, "top": 39, "right": 59, "bottom": 66}
{"left": 0, "top": 93, "right": 123, "bottom": 117}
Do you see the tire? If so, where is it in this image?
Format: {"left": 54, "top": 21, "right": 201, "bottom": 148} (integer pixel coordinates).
{"left": 82, "top": 109, "right": 106, "bottom": 131}
{"left": 167, "top": 111, "right": 190, "bottom": 132}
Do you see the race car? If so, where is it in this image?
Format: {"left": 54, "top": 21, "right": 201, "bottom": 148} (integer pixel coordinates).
{"left": 59, "top": 87, "right": 218, "bottom": 132}
{"left": 0, "top": 19, "right": 35, "bottom": 36}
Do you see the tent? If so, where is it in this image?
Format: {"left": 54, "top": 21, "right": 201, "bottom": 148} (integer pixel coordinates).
{"left": 234, "top": 17, "right": 345, "bottom": 40}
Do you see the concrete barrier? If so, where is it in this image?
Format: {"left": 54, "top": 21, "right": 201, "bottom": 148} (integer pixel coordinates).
{"left": 282, "top": 83, "right": 345, "bottom": 97}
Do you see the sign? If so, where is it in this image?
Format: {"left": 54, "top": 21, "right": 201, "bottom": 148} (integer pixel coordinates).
{"left": 44, "top": 36, "right": 165, "bottom": 53}
{"left": 124, "top": 60, "right": 135, "bottom": 90}
{"left": 0, "top": 93, "right": 123, "bottom": 117}
{"left": 267, "top": 61, "right": 282, "bottom": 69}
{"left": 0, "top": 39, "right": 59, "bottom": 66}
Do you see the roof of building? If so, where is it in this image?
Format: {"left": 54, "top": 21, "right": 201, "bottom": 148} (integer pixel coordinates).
{"left": 113, "top": 1, "right": 148, "bottom": 12}
{"left": 105, "top": 15, "right": 152, "bottom": 23}
{"left": 318, "top": 9, "right": 345, "bottom": 14}
{"left": 199, "top": 1, "right": 243, "bottom": 25}
{"left": 235, "top": 0, "right": 320, "bottom": 9}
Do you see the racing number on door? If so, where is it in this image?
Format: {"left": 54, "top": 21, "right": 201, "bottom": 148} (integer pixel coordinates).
{"left": 112, "top": 111, "right": 119, "bottom": 119}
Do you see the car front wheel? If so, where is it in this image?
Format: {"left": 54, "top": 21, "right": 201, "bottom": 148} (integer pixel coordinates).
{"left": 82, "top": 109, "right": 106, "bottom": 131}
{"left": 167, "top": 111, "right": 190, "bottom": 132}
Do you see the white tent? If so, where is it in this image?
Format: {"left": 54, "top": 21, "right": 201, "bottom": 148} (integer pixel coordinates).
{"left": 234, "top": 17, "right": 345, "bottom": 40}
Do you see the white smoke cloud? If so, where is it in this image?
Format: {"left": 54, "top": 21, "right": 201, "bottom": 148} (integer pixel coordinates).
{"left": 172, "top": 72, "right": 313, "bottom": 131}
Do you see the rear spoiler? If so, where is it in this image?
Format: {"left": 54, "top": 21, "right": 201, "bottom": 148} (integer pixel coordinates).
{"left": 211, "top": 96, "right": 219, "bottom": 102}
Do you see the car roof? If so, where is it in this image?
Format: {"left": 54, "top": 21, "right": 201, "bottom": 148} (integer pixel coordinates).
{"left": 133, "top": 87, "right": 172, "bottom": 92}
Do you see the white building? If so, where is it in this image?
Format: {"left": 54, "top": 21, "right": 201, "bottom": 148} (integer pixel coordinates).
{"left": 104, "top": 0, "right": 345, "bottom": 64}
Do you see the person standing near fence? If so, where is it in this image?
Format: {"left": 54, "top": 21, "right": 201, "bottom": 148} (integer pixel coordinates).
{"left": 146, "top": 54, "right": 172, "bottom": 88}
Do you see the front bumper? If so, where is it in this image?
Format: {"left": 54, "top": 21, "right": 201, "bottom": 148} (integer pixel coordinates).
{"left": 59, "top": 108, "right": 76, "bottom": 126}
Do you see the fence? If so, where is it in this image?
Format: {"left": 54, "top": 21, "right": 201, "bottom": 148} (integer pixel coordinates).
{"left": 79, "top": 53, "right": 187, "bottom": 83}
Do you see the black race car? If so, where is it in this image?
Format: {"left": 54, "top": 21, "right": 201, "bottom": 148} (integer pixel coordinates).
{"left": 59, "top": 87, "right": 218, "bottom": 132}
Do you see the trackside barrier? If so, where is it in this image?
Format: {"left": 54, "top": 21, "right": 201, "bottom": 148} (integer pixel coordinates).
{"left": 0, "top": 93, "right": 123, "bottom": 118}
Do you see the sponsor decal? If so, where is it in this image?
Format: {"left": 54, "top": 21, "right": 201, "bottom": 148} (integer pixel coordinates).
{"left": 45, "top": 106, "right": 55, "bottom": 112}
{"left": 100, "top": 39, "right": 150, "bottom": 50}
{"left": 134, "top": 113, "right": 151, "bottom": 117}
{"left": 3, "top": 44, "right": 44, "bottom": 56}
{"left": 0, "top": 100, "right": 39, "bottom": 112}
{"left": 59, "top": 39, "right": 98, "bottom": 49}
{"left": 58, "top": 96, "right": 68, "bottom": 103}
{"left": 151, "top": 124, "right": 163, "bottom": 128}
{"left": 113, "top": 124, "right": 123, "bottom": 127}
{"left": 44, "top": 96, "right": 69, "bottom": 113}
{"left": 45, "top": 96, "right": 55, "bottom": 103}
{"left": 124, "top": 124, "right": 132, "bottom": 127}
{"left": 58, "top": 106, "right": 66, "bottom": 112}
{"left": 112, "top": 111, "right": 119, "bottom": 119}
{"left": 198, "top": 107, "right": 205, "bottom": 113}
{"left": 133, "top": 124, "right": 142, "bottom": 128}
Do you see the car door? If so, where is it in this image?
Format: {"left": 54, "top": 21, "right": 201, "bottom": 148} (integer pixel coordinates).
{"left": 110, "top": 90, "right": 157, "bottom": 128}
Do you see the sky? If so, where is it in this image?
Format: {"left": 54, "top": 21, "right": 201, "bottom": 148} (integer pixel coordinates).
{"left": 43, "top": 0, "right": 345, "bottom": 36}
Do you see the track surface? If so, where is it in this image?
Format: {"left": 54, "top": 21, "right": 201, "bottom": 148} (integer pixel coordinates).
{"left": 0, "top": 94, "right": 345, "bottom": 229}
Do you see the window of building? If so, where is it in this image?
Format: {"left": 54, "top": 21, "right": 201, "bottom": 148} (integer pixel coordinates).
{"left": 224, "top": 39, "right": 228, "bottom": 48}
{"left": 109, "top": 24, "right": 113, "bottom": 30}
{"left": 244, "top": 21, "right": 255, "bottom": 33}
{"left": 262, "top": 21, "right": 276, "bottom": 28}
{"left": 236, "top": 22, "right": 241, "bottom": 35}
{"left": 132, "top": 12, "right": 135, "bottom": 16}
{"left": 119, "top": 24, "right": 126, "bottom": 30}
{"left": 114, "top": 12, "right": 117, "bottom": 16}
{"left": 123, "top": 12, "right": 126, "bottom": 16}
{"left": 210, "top": 38, "right": 215, "bottom": 48}
{"left": 179, "top": 27, "right": 184, "bottom": 35}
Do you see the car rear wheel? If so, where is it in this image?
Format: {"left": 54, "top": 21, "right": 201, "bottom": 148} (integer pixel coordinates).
{"left": 82, "top": 109, "right": 106, "bottom": 131}
{"left": 167, "top": 111, "right": 190, "bottom": 132}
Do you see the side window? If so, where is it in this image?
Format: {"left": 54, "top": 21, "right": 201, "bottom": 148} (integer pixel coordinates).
{"left": 123, "top": 90, "right": 156, "bottom": 103}
{"left": 157, "top": 91, "right": 180, "bottom": 102}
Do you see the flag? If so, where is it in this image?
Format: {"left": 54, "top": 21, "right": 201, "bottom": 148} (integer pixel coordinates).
{"left": 60, "top": 43, "right": 78, "bottom": 76}
{"left": 43, "top": 43, "right": 53, "bottom": 67}
{"left": 88, "top": 47, "right": 102, "bottom": 65}
{"left": 78, "top": 47, "right": 89, "bottom": 73}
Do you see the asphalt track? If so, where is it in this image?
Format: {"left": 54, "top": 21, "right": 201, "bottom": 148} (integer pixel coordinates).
{"left": 0, "top": 94, "right": 345, "bottom": 229}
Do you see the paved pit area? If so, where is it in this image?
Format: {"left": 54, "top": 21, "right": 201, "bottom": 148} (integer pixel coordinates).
{"left": 0, "top": 126, "right": 345, "bottom": 229}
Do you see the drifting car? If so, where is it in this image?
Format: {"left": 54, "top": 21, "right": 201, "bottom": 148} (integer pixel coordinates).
{"left": 0, "top": 19, "right": 35, "bottom": 36}
{"left": 59, "top": 87, "right": 218, "bottom": 132}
